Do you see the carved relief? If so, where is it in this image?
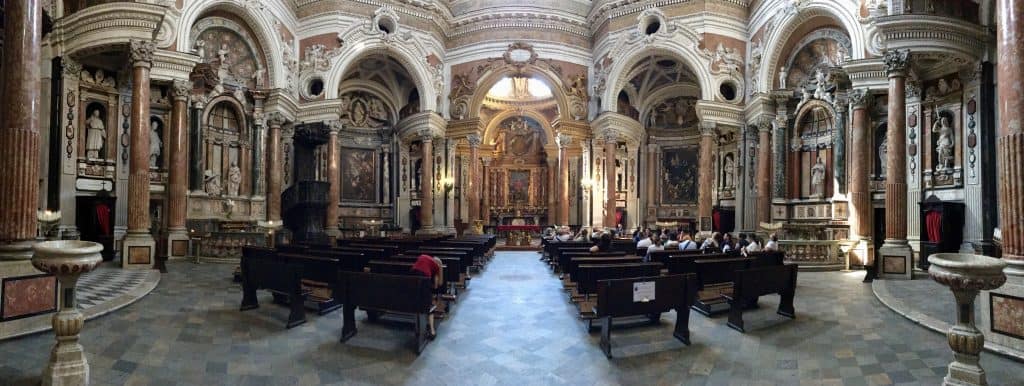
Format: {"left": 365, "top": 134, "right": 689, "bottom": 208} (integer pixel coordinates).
{"left": 192, "top": 17, "right": 265, "bottom": 90}
{"left": 338, "top": 91, "right": 390, "bottom": 128}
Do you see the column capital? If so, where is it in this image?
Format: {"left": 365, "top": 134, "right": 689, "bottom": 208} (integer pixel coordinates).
{"left": 62, "top": 59, "right": 82, "bottom": 77}
{"left": 417, "top": 127, "right": 435, "bottom": 142}
{"left": 481, "top": 156, "right": 492, "bottom": 166}
{"left": 647, "top": 143, "right": 659, "bottom": 152}
{"left": 849, "top": 88, "right": 870, "bottom": 109}
{"left": 466, "top": 134, "right": 482, "bottom": 148}
{"left": 601, "top": 129, "right": 618, "bottom": 144}
{"left": 328, "top": 120, "right": 343, "bottom": 134}
{"left": 129, "top": 39, "right": 156, "bottom": 68}
{"left": 700, "top": 121, "right": 717, "bottom": 136}
{"left": 171, "top": 80, "right": 191, "bottom": 101}
{"left": 266, "top": 112, "right": 288, "bottom": 128}
{"left": 757, "top": 116, "right": 774, "bottom": 133}
{"left": 883, "top": 49, "right": 911, "bottom": 76}
{"left": 557, "top": 133, "right": 573, "bottom": 148}
{"left": 905, "top": 80, "right": 922, "bottom": 99}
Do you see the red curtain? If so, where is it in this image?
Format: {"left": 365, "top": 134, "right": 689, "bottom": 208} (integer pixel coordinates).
{"left": 926, "top": 210, "right": 942, "bottom": 243}
{"left": 96, "top": 203, "right": 111, "bottom": 236}
{"left": 712, "top": 210, "right": 721, "bottom": 231}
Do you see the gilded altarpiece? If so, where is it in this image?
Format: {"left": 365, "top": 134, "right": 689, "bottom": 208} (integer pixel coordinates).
{"left": 485, "top": 116, "right": 550, "bottom": 225}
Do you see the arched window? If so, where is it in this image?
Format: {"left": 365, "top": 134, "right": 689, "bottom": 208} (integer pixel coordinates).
{"left": 201, "top": 101, "right": 249, "bottom": 197}
{"left": 208, "top": 103, "right": 241, "bottom": 133}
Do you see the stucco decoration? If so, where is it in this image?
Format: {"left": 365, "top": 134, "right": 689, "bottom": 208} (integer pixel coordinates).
{"left": 783, "top": 29, "right": 851, "bottom": 90}
{"left": 338, "top": 91, "right": 392, "bottom": 129}
{"left": 191, "top": 17, "right": 266, "bottom": 90}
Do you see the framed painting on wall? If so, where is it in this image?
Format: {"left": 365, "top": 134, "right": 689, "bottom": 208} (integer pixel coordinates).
{"left": 341, "top": 148, "right": 378, "bottom": 203}
{"left": 508, "top": 170, "right": 531, "bottom": 204}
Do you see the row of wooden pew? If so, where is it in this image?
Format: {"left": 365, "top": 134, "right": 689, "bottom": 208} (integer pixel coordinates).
{"left": 239, "top": 234, "right": 496, "bottom": 354}
{"left": 541, "top": 239, "right": 799, "bottom": 357}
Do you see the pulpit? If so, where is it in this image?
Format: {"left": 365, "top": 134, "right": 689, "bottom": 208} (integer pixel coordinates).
{"left": 918, "top": 195, "right": 965, "bottom": 270}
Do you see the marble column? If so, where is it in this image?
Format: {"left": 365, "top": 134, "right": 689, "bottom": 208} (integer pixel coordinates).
{"left": 265, "top": 113, "right": 286, "bottom": 222}
{"left": 122, "top": 39, "right": 156, "bottom": 269}
{"left": 166, "top": 81, "right": 190, "bottom": 258}
{"left": 698, "top": 122, "right": 717, "bottom": 234}
{"left": 879, "top": 49, "right": 913, "bottom": 279}
{"left": 756, "top": 120, "right": 772, "bottom": 226}
{"left": 546, "top": 158, "right": 557, "bottom": 223}
{"left": 325, "top": 122, "right": 341, "bottom": 237}
{"left": 849, "top": 89, "right": 873, "bottom": 266}
{"left": 557, "top": 134, "right": 572, "bottom": 226}
{"left": 481, "top": 157, "right": 492, "bottom": 227}
{"left": 420, "top": 130, "right": 435, "bottom": 233}
{"left": 466, "top": 134, "right": 481, "bottom": 225}
{"left": 603, "top": 131, "right": 617, "bottom": 228}
{"left": 0, "top": 0, "right": 42, "bottom": 260}
{"left": 646, "top": 143, "right": 658, "bottom": 222}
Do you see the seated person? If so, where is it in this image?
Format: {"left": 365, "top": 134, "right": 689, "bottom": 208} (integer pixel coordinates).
{"left": 636, "top": 232, "right": 654, "bottom": 250}
{"left": 742, "top": 236, "right": 762, "bottom": 256}
{"left": 644, "top": 237, "right": 665, "bottom": 262}
{"left": 664, "top": 232, "right": 680, "bottom": 249}
{"left": 554, "top": 227, "right": 574, "bottom": 242}
{"left": 737, "top": 233, "right": 750, "bottom": 249}
{"left": 764, "top": 234, "right": 780, "bottom": 251}
{"left": 678, "top": 233, "right": 698, "bottom": 251}
{"left": 701, "top": 232, "right": 722, "bottom": 252}
{"left": 721, "top": 233, "right": 735, "bottom": 253}
{"left": 589, "top": 233, "right": 613, "bottom": 253}
{"left": 411, "top": 254, "right": 444, "bottom": 338}
{"left": 573, "top": 228, "right": 590, "bottom": 242}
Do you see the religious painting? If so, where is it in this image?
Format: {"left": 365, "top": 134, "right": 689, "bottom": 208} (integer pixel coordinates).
{"left": 1, "top": 274, "right": 57, "bottom": 321}
{"left": 660, "top": 148, "right": 698, "bottom": 204}
{"left": 646, "top": 96, "right": 699, "bottom": 129}
{"left": 508, "top": 170, "right": 531, "bottom": 203}
{"left": 991, "top": 293, "right": 1024, "bottom": 339}
{"left": 494, "top": 116, "right": 544, "bottom": 156}
{"left": 341, "top": 148, "right": 378, "bottom": 203}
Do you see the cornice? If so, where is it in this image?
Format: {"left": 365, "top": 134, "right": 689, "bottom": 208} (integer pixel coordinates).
{"left": 842, "top": 58, "right": 888, "bottom": 92}
{"left": 872, "top": 14, "right": 990, "bottom": 75}
{"left": 151, "top": 49, "right": 202, "bottom": 83}
{"left": 396, "top": 111, "right": 447, "bottom": 141}
{"left": 695, "top": 100, "right": 744, "bottom": 129}
{"left": 49, "top": 3, "right": 166, "bottom": 57}
{"left": 296, "top": 99, "right": 344, "bottom": 122}
{"left": 264, "top": 88, "right": 301, "bottom": 121}
{"left": 590, "top": 112, "right": 643, "bottom": 146}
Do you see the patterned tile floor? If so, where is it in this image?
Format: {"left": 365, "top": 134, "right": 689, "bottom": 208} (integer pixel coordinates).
{"left": 76, "top": 266, "right": 154, "bottom": 310}
{"left": 1, "top": 252, "right": 1022, "bottom": 385}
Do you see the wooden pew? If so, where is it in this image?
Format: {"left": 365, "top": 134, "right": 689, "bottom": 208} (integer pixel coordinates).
{"left": 691, "top": 257, "right": 754, "bottom": 316}
{"left": 574, "top": 262, "right": 662, "bottom": 315}
{"left": 724, "top": 264, "right": 798, "bottom": 332}
{"left": 558, "top": 250, "right": 625, "bottom": 273}
{"left": 594, "top": 274, "right": 697, "bottom": 358}
{"left": 337, "top": 271, "right": 435, "bottom": 354}
{"left": 239, "top": 246, "right": 309, "bottom": 328}
{"left": 404, "top": 249, "right": 473, "bottom": 279}
{"left": 562, "top": 254, "right": 636, "bottom": 285}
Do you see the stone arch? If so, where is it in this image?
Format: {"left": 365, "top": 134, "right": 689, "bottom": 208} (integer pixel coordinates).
{"left": 202, "top": 94, "right": 249, "bottom": 136}
{"left": 178, "top": 0, "right": 284, "bottom": 89}
{"left": 467, "top": 65, "right": 570, "bottom": 121}
{"left": 600, "top": 44, "right": 713, "bottom": 112}
{"left": 757, "top": 0, "right": 865, "bottom": 94}
{"left": 324, "top": 40, "right": 437, "bottom": 112}
{"left": 482, "top": 109, "right": 558, "bottom": 153}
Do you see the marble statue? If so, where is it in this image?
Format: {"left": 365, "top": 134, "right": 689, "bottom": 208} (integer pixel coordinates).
{"left": 204, "top": 170, "right": 222, "bottom": 197}
{"left": 811, "top": 156, "right": 826, "bottom": 197}
{"left": 227, "top": 163, "right": 241, "bottom": 197}
{"left": 779, "top": 68, "right": 787, "bottom": 89}
{"left": 932, "top": 115, "right": 955, "bottom": 171}
{"left": 879, "top": 137, "right": 888, "bottom": 176}
{"left": 813, "top": 69, "right": 831, "bottom": 102}
{"left": 724, "top": 154, "right": 736, "bottom": 188}
{"left": 217, "top": 43, "right": 230, "bottom": 65}
{"left": 149, "top": 120, "right": 162, "bottom": 168}
{"left": 85, "top": 109, "right": 106, "bottom": 159}
{"left": 195, "top": 40, "right": 206, "bottom": 62}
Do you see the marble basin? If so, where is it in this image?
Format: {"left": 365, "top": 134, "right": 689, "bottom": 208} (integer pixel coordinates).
{"left": 31, "top": 240, "right": 103, "bottom": 276}
{"left": 928, "top": 253, "right": 1007, "bottom": 291}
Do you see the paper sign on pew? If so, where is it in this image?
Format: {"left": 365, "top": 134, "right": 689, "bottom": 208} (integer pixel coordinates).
{"left": 633, "top": 281, "right": 655, "bottom": 302}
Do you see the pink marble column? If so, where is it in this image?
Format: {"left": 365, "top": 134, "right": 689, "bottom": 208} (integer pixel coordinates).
{"left": 646, "top": 143, "right": 658, "bottom": 220}
{"left": 481, "top": 157, "right": 492, "bottom": 226}
{"left": 698, "top": 123, "right": 716, "bottom": 233}
{"left": 265, "top": 113, "right": 286, "bottom": 222}
{"left": 756, "top": 122, "right": 772, "bottom": 225}
{"left": 420, "top": 131, "right": 435, "bottom": 232}
{"left": 123, "top": 40, "right": 157, "bottom": 267}
{"left": 466, "top": 135, "right": 481, "bottom": 224}
{"left": 557, "top": 134, "right": 572, "bottom": 225}
{"left": 849, "top": 90, "right": 871, "bottom": 241}
{"left": 604, "top": 132, "right": 617, "bottom": 228}
{"left": 167, "top": 81, "right": 190, "bottom": 237}
{"left": 883, "top": 50, "right": 910, "bottom": 243}
{"left": 997, "top": 0, "right": 1024, "bottom": 270}
{"left": 0, "top": 0, "right": 41, "bottom": 258}
{"left": 325, "top": 123, "right": 340, "bottom": 236}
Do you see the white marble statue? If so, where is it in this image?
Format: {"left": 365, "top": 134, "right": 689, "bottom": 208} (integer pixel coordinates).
{"left": 932, "top": 115, "right": 955, "bottom": 171}
{"left": 879, "top": 137, "right": 889, "bottom": 176}
{"left": 204, "top": 170, "right": 222, "bottom": 197}
{"left": 217, "top": 43, "right": 230, "bottom": 65}
{"left": 724, "top": 155, "right": 736, "bottom": 188}
{"left": 149, "top": 120, "right": 162, "bottom": 168}
{"left": 779, "top": 68, "right": 788, "bottom": 89}
{"left": 227, "top": 163, "right": 241, "bottom": 197}
{"left": 195, "top": 40, "right": 206, "bottom": 62}
{"left": 85, "top": 109, "right": 106, "bottom": 159}
{"left": 811, "top": 156, "right": 826, "bottom": 197}
{"left": 813, "top": 69, "right": 831, "bottom": 102}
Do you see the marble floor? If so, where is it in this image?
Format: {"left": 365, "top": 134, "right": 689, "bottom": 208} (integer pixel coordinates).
{"left": 1, "top": 252, "right": 1022, "bottom": 385}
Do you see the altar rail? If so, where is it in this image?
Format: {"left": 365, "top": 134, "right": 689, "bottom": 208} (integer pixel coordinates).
{"left": 778, "top": 240, "right": 847, "bottom": 271}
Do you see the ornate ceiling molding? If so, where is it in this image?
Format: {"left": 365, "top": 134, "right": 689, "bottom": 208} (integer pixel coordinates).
{"left": 871, "top": 14, "right": 991, "bottom": 79}
{"left": 49, "top": 3, "right": 166, "bottom": 57}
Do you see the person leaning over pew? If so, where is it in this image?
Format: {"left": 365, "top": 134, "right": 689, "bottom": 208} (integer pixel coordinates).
{"left": 590, "top": 233, "right": 613, "bottom": 253}
{"left": 411, "top": 254, "right": 444, "bottom": 339}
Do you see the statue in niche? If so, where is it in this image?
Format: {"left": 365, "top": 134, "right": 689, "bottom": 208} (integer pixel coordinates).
{"left": 227, "top": 163, "right": 241, "bottom": 197}
{"left": 94, "top": 70, "right": 114, "bottom": 88}
{"left": 811, "top": 155, "right": 826, "bottom": 197}
{"left": 217, "top": 43, "right": 230, "bottom": 65}
{"left": 616, "top": 159, "right": 624, "bottom": 192}
{"left": 932, "top": 115, "right": 955, "bottom": 171}
{"left": 204, "top": 170, "right": 222, "bottom": 197}
{"left": 85, "top": 108, "right": 106, "bottom": 159}
{"left": 368, "top": 98, "right": 388, "bottom": 124}
{"left": 879, "top": 137, "right": 889, "bottom": 176}
{"left": 813, "top": 69, "right": 834, "bottom": 103}
{"left": 149, "top": 120, "right": 162, "bottom": 168}
{"left": 492, "top": 131, "right": 506, "bottom": 154}
{"left": 195, "top": 40, "right": 207, "bottom": 62}
{"left": 723, "top": 154, "right": 736, "bottom": 188}
{"left": 778, "top": 68, "right": 788, "bottom": 89}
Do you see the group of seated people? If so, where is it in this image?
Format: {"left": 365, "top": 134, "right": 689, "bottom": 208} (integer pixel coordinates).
{"left": 632, "top": 228, "right": 779, "bottom": 258}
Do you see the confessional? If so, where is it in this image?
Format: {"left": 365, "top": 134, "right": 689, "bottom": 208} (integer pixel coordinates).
{"left": 918, "top": 195, "right": 965, "bottom": 270}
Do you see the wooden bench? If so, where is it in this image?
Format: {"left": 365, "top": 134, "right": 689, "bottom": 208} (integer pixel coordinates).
{"left": 691, "top": 257, "right": 754, "bottom": 316}
{"left": 575, "top": 262, "right": 662, "bottom": 316}
{"left": 337, "top": 271, "right": 435, "bottom": 354}
{"left": 724, "top": 264, "right": 798, "bottom": 332}
{"left": 239, "top": 246, "right": 309, "bottom": 328}
{"left": 594, "top": 274, "right": 697, "bottom": 358}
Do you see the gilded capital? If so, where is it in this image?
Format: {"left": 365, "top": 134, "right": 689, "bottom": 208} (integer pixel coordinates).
{"left": 466, "top": 134, "right": 482, "bottom": 148}
{"left": 130, "top": 39, "right": 157, "bottom": 68}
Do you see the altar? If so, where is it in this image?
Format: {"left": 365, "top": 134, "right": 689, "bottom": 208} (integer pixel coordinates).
{"left": 496, "top": 224, "right": 541, "bottom": 246}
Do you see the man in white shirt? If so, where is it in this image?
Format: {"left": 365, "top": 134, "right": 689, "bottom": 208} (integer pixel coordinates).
{"left": 678, "top": 234, "right": 698, "bottom": 251}
{"left": 763, "top": 234, "right": 779, "bottom": 251}
{"left": 636, "top": 235, "right": 653, "bottom": 249}
{"left": 663, "top": 233, "right": 680, "bottom": 249}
